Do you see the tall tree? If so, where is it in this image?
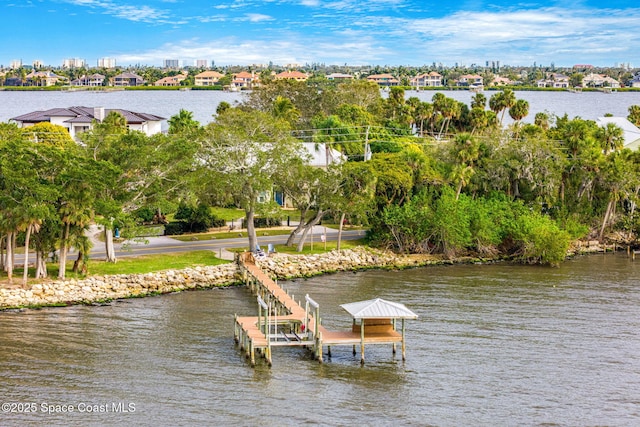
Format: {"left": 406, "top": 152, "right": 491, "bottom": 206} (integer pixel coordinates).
{"left": 198, "top": 107, "right": 304, "bottom": 252}
{"left": 450, "top": 133, "right": 481, "bottom": 199}
{"left": 80, "top": 118, "right": 196, "bottom": 263}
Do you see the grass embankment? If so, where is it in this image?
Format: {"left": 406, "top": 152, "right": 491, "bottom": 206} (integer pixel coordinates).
{"left": 171, "top": 228, "right": 292, "bottom": 241}
{"left": 227, "top": 238, "right": 368, "bottom": 255}
{"left": 0, "top": 251, "right": 229, "bottom": 288}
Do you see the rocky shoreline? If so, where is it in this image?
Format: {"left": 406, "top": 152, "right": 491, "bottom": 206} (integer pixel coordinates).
{"left": 0, "top": 244, "right": 620, "bottom": 310}
{"left": 0, "top": 248, "right": 425, "bottom": 310}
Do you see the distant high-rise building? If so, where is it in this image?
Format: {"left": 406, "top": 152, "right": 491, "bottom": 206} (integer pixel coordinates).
{"left": 164, "top": 59, "right": 180, "bottom": 68}
{"left": 62, "top": 58, "right": 86, "bottom": 68}
{"left": 195, "top": 59, "right": 208, "bottom": 68}
{"left": 32, "top": 59, "right": 44, "bottom": 69}
{"left": 98, "top": 57, "right": 117, "bottom": 68}
{"left": 10, "top": 59, "right": 22, "bottom": 69}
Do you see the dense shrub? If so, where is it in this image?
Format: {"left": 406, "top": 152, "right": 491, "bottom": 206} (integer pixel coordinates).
{"left": 174, "top": 202, "right": 225, "bottom": 232}
{"left": 164, "top": 221, "right": 186, "bottom": 235}
{"left": 134, "top": 206, "right": 156, "bottom": 224}
{"left": 374, "top": 186, "right": 574, "bottom": 264}
{"left": 513, "top": 213, "right": 572, "bottom": 266}
{"left": 241, "top": 217, "right": 282, "bottom": 228}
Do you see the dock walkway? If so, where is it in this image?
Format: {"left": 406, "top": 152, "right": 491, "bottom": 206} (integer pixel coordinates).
{"left": 234, "top": 253, "right": 412, "bottom": 367}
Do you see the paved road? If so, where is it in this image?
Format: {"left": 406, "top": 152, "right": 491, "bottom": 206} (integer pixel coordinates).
{"left": 89, "top": 226, "right": 367, "bottom": 261}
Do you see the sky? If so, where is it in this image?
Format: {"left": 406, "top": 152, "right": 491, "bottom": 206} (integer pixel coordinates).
{"left": 3, "top": 0, "right": 639, "bottom": 68}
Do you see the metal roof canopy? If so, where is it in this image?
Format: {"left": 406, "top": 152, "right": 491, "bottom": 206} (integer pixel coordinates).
{"left": 340, "top": 298, "right": 418, "bottom": 320}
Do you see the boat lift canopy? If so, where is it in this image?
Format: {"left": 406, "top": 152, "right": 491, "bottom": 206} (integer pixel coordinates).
{"left": 340, "top": 298, "right": 418, "bottom": 320}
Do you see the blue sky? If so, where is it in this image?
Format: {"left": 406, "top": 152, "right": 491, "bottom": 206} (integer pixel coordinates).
{"left": 4, "top": 0, "right": 639, "bottom": 68}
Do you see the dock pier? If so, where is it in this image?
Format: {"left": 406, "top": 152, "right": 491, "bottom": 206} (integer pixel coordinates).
{"left": 234, "top": 253, "right": 417, "bottom": 367}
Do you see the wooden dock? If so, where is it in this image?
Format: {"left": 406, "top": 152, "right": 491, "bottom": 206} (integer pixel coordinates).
{"left": 234, "top": 253, "right": 416, "bottom": 367}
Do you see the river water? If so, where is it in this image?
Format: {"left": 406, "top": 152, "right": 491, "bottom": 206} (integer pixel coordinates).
{"left": 2, "top": 89, "right": 640, "bottom": 129}
{"left": 1, "top": 254, "right": 639, "bottom": 426}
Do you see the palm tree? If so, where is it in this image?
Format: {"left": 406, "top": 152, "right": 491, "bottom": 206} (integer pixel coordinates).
{"left": 534, "top": 112, "right": 550, "bottom": 131}
{"left": 596, "top": 122, "right": 625, "bottom": 155}
{"left": 437, "top": 97, "right": 461, "bottom": 139}
{"left": 21, "top": 220, "right": 41, "bottom": 286}
{"left": 509, "top": 99, "right": 530, "bottom": 123}
{"left": 469, "top": 107, "right": 488, "bottom": 135}
{"left": 489, "top": 92, "right": 505, "bottom": 118}
{"left": 272, "top": 96, "right": 301, "bottom": 125}
{"left": 471, "top": 93, "right": 487, "bottom": 110}
{"left": 500, "top": 89, "right": 516, "bottom": 124}
{"left": 413, "top": 102, "right": 433, "bottom": 136}
{"left": 451, "top": 133, "right": 481, "bottom": 199}
{"left": 627, "top": 105, "right": 640, "bottom": 127}
{"left": 168, "top": 109, "right": 200, "bottom": 135}
{"left": 58, "top": 200, "right": 93, "bottom": 280}
{"left": 509, "top": 99, "right": 530, "bottom": 139}
{"left": 489, "top": 89, "right": 516, "bottom": 125}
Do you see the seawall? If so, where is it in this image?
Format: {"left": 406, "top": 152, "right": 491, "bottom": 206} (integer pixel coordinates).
{"left": 0, "top": 244, "right": 612, "bottom": 310}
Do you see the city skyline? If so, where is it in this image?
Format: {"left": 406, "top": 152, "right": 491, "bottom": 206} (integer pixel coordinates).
{"left": 4, "top": 0, "right": 639, "bottom": 68}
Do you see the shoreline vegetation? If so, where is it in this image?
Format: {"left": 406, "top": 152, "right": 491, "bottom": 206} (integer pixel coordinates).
{"left": 0, "top": 241, "right": 623, "bottom": 311}
{"left": 2, "top": 85, "right": 640, "bottom": 93}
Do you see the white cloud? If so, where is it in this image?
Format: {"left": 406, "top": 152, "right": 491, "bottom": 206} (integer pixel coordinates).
{"left": 63, "top": 0, "right": 171, "bottom": 23}
{"left": 368, "top": 7, "right": 640, "bottom": 65}
{"left": 243, "top": 13, "right": 274, "bottom": 22}
{"left": 115, "top": 35, "right": 388, "bottom": 66}
{"left": 58, "top": 2, "right": 640, "bottom": 66}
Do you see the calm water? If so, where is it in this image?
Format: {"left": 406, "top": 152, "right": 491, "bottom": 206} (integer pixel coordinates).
{"left": 2, "top": 89, "right": 640, "bottom": 129}
{"left": 1, "top": 254, "right": 639, "bottom": 426}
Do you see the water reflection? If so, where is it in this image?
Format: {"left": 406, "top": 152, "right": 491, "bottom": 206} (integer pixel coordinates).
{"left": 1, "top": 255, "right": 639, "bottom": 425}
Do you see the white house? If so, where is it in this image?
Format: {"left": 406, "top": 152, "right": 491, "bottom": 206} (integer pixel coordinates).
{"left": 273, "top": 143, "right": 347, "bottom": 207}
{"left": 411, "top": 72, "right": 443, "bottom": 88}
{"left": 596, "top": 117, "right": 640, "bottom": 151}
{"left": 11, "top": 106, "right": 165, "bottom": 140}
{"left": 583, "top": 73, "right": 621, "bottom": 88}
{"left": 301, "top": 142, "right": 347, "bottom": 168}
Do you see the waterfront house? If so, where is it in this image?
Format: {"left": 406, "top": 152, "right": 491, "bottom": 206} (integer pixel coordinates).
{"left": 326, "top": 73, "right": 354, "bottom": 81}
{"left": 456, "top": 74, "right": 483, "bottom": 87}
{"left": 366, "top": 74, "right": 399, "bottom": 86}
{"left": 11, "top": 106, "right": 165, "bottom": 140}
{"left": 154, "top": 73, "right": 187, "bottom": 87}
{"left": 71, "top": 73, "right": 106, "bottom": 87}
{"left": 491, "top": 75, "right": 515, "bottom": 86}
{"left": 194, "top": 71, "right": 225, "bottom": 86}
{"left": 25, "top": 70, "right": 66, "bottom": 86}
{"left": 629, "top": 74, "right": 640, "bottom": 88}
{"left": 411, "top": 72, "right": 442, "bottom": 88}
{"left": 596, "top": 117, "right": 640, "bottom": 151}
{"left": 274, "top": 71, "right": 309, "bottom": 81}
{"left": 231, "top": 71, "right": 258, "bottom": 89}
{"left": 582, "top": 73, "right": 621, "bottom": 88}
{"left": 112, "top": 72, "right": 145, "bottom": 87}
{"left": 537, "top": 73, "right": 569, "bottom": 88}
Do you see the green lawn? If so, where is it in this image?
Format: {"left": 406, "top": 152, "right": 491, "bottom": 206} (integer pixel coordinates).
{"left": 3, "top": 251, "right": 229, "bottom": 285}
{"left": 210, "top": 207, "right": 245, "bottom": 221}
{"left": 228, "top": 238, "right": 367, "bottom": 255}
{"left": 171, "top": 228, "right": 293, "bottom": 242}
{"left": 85, "top": 251, "right": 229, "bottom": 276}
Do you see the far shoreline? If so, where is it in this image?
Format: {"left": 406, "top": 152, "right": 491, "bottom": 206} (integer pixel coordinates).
{"left": 1, "top": 85, "right": 639, "bottom": 93}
